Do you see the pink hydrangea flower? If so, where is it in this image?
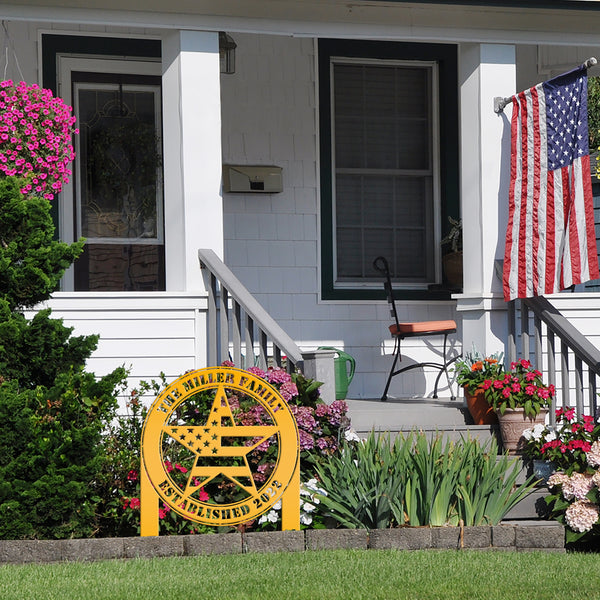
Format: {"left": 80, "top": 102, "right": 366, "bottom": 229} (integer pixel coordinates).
{"left": 565, "top": 500, "right": 599, "bottom": 533}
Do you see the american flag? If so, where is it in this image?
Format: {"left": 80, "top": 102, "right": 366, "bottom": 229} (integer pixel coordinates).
{"left": 503, "top": 66, "right": 600, "bottom": 301}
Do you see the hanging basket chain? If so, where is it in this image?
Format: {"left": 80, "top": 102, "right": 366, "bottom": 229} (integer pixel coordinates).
{"left": 1, "top": 21, "right": 24, "bottom": 83}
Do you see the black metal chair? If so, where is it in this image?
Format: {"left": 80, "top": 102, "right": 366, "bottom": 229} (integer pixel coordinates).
{"left": 373, "top": 256, "right": 458, "bottom": 401}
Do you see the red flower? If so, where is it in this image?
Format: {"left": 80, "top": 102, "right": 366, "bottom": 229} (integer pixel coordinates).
{"left": 127, "top": 470, "right": 138, "bottom": 482}
{"left": 129, "top": 497, "right": 141, "bottom": 510}
{"left": 198, "top": 487, "right": 209, "bottom": 502}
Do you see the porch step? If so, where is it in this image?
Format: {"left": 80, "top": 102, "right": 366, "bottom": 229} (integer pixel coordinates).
{"left": 345, "top": 397, "right": 498, "bottom": 443}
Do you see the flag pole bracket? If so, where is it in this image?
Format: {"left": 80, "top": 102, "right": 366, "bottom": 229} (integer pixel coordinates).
{"left": 494, "top": 96, "right": 512, "bottom": 114}
{"left": 494, "top": 56, "right": 597, "bottom": 114}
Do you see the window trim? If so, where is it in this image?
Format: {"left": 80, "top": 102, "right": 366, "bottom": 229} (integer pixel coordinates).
{"left": 318, "top": 39, "right": 459, "bottom": 301}
{"left": 329, "top": 56, "right": 441, "bottom": 289}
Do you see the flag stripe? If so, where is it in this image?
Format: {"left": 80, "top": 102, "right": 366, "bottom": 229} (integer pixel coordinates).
{"left": 503, "top": 66, "right": 600, "bottom": 301}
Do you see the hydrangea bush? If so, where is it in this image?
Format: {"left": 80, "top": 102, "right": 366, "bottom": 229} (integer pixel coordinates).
{"left": 527, "top": 407, "right": 600, "bottom": 544}
{"left": 0, "top": 80, "right": 78, "bottom": 199}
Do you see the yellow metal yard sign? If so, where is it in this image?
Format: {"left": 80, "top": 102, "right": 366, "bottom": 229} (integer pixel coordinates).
{"left": 140, "top": 367, "right": 300, "bottom": 535}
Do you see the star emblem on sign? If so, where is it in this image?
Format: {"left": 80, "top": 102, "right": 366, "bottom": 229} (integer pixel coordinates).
{"left": 163, "top": 384, "right": 277, "bottom": 503}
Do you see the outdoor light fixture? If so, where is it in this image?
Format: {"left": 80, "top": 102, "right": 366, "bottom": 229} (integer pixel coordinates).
{"left": 219, "top": 32, "right": 236, "bottom": 74}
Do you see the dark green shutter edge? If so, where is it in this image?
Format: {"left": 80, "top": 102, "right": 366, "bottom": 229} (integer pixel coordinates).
{"left": 318, "top": 39, "right": 458, "bottom": 302}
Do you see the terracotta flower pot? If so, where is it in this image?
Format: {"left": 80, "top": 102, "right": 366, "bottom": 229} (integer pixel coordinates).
{"left": 464, "top": 386, "right": 498, "bottom": 425}
{"left": 496, "top": 407, "right": 549, "bottom": 454}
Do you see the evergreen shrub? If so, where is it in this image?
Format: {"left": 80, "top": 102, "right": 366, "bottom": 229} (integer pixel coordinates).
{"left": 0, "top": 175, "right": 128, "bottom": 539}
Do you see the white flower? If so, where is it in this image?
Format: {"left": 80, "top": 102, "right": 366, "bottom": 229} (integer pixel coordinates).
{"left": 344, "top": 428, "right": 361, "bottom": 443}
{"left": 272, "top": 499, "right": 282, "bottom": 511}
{"left": 258, "top": 509, "right": 279, "bottom": 524}
{"left": 522, "top": 427, "right": 534, "bottom": 440}
{"left": 302, "top": 502, "right": 316, "bottom": 513}
{"left": 300, "top": 512, "right": 313, "bottom": 526}
{"left": 301, "top": 480, "right": 327, "bottom": 498}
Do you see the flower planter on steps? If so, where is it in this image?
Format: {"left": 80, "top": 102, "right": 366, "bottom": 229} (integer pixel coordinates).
{"left": 464, "top": 386, "right": 498, "bottom": 425}
{"left": 496, "top": 408, "right": 549, "bottom": 454}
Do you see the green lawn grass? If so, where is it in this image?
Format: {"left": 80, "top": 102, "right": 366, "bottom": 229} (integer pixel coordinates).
{"left": 0, "top": 549, "right": 596, "bottom": 600}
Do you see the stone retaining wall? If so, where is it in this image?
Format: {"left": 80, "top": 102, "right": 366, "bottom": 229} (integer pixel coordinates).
{"left": 0, "top": 522, "right": 565, "bottom": 564}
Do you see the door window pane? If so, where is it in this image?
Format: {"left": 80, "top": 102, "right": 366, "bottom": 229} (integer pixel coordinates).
{"left": 73, "top": 74, "right": 164, "bottom": 290}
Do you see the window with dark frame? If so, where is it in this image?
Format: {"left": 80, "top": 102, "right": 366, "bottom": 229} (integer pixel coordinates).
{"left": 318, "top": 39, "right": 459, "bottom": 301}
{"left": 332, "top": 59, "right": 437, "bottom": 285}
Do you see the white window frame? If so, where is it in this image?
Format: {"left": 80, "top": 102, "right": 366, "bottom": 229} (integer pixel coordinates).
{"left": 329, "top": 56, "right": 442, "bottom": 290}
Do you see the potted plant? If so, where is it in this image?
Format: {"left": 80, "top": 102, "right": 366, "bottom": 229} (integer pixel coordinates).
{"left": 441, "top": 216, "right": 462, "bottom": 289}
{"left": 454, "top": 348, "right": 503, "bottom": 425}
{"left": 481, "top": 359, "right": 554, "bottom": 453}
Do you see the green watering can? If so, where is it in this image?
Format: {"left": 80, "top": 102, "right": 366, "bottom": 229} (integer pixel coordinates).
{"left": 318, "top": 347, "right": 356, "bottom": 400}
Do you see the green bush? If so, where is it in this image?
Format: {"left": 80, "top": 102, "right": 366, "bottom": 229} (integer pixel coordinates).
{"left": 0, "top": 176, "right": 128, "bottom": 539}
{"left": 0, "top": 369, "right": 127, "bottom": 539}
{"left": 314, "top": 431, "right": 537, "bottom": 529}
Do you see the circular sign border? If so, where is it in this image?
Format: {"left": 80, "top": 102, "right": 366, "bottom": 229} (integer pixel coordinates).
{"left": 141, "top": 367, "right": 300, "bottom": 526}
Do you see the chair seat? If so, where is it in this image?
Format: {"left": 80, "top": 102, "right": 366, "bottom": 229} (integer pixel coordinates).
{"left": 389, "top": 320, "right": 457, "bottom": 338}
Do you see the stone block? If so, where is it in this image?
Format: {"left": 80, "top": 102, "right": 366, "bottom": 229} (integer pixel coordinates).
{"left": 305, "top": 528, "right": 368, "bottom": 551}
{"left": 0, "top": 540, "right": 63, "bottom": 564}
{"left": 183, "top": 533, "right": 243, "bottom": 556}
{"left": 492, "top": 524, "right": 516, "bottom": 548}
{"left": 61, "top": 538, "right": 124, "bottom": 562}
{"left": 123, "top": 536, "right": 184, "bottom": 559}
{"left": 243, "top": 530, "right": 305, "bottom": 553}
{"left": 515, "top": 523, "right": 565, "bottom": 549}
{"left": 430, "top": 527, "right": 460, "bottom": 550}
{"left": 462, "top": 526, "right": 491, "bottom": 549}
{"left": 517, "top": 547, "right": 566, "bottom": 553}
{"left": 368, "top": 527, "right": 431, "bottom": 551}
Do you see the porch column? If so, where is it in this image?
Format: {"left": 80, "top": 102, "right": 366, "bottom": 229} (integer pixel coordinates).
{"left": 162, "top": 31, "right": 224, "bottom": 291}
{"left": 455, "top": 44, "right": 516, "bottom": 359}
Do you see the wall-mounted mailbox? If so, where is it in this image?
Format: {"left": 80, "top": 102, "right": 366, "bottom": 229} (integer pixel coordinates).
{"left": 223, "top": 165, "right": 283, "bottom": 193}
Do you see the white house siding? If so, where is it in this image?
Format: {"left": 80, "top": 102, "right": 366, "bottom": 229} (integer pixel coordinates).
{"left": 220, "top": 32, "right": 460, "bottom": 399}
{"left": 28, "top": 292, "right": 208, "bottom": 398}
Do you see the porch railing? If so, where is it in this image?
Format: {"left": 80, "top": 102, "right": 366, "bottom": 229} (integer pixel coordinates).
{"left": 197, "top": 249, "right": 335, "bottom": 403}
{"left": 508, "top": 296, "right": 600, "bottom": 425}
